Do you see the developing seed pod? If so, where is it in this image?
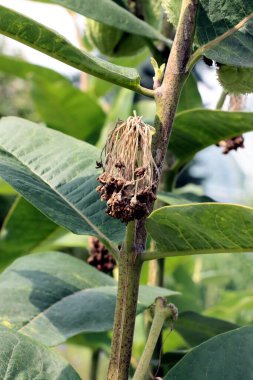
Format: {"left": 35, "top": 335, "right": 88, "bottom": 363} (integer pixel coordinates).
{"left": 86, "top": 19, "right": 145, "bottom": 57}
{"left": 217, "top": 65, "right": 253, "bottom": 94}
{"left": 96, "top": 114, "right": 157, "bottom": 222}
{"left": 143, "top": 0, "right": 162, "bottom": 28}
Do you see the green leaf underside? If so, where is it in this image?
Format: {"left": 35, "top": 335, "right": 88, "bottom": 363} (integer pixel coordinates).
{"left": 0, "top": 326, "right": 81, "bottom": 379}
{"left": 196, "top": 1, "right": 253, "bottom": 67}
{"left": 0, "top": 6, "right": 140, "bottom": 90}
{"left": 0, "top": 116, "right": 124, "bottom": 246}
{"left": 146, "top": 203, "right": 253, "bottom": 257}
{"left": 0, "top": 252, "right": 179, "bottom": 346}
{"left": 32, "top": 0, "right": 166, "bottom": 41}
{"left": 165, "top": 326, "right": 253, "bottom": 379}
{"left": 171, "top": 109, "right": 253, "bottom": 166}
{"left": 176, "top": 311, "right": 238, "bottom": 347}
{"left": 0, "top": 198, "right": 59, "bottom": 268}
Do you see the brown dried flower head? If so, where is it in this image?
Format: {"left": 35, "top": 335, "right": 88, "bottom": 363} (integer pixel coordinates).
{"left": 96, "top": 113, "right": 157, "bottom": 222}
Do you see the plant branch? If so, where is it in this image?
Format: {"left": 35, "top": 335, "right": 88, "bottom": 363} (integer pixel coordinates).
{"left": 187, "top": 12, "right": 253, "bottom": 71}
{"left": 133, "top": 298, "right": 177, "bottom": 380}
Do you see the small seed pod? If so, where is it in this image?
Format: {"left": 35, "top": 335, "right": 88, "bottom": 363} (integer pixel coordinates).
{"left": 96, "top": 114, "right": 157, "bottom": 222}
{"left": 217, "top": 64, "right": 253, "bottom": 94}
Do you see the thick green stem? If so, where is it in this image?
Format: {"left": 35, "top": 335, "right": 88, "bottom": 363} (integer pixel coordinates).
{"left": 133, "top": 298, "right": 176, "bottom": 380}
{"left": 107, "top": 2, "right": 198, "bottom": 379}
{"left": 107, "top": 221, "right": 143, "bottom": 380}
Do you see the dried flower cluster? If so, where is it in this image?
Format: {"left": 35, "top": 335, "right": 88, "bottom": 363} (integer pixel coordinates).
{"left": 96, "top": 114, "right": 157, "bottom": 222}
{"left": 87, "top": 237, "right": 116, "bottom": 274}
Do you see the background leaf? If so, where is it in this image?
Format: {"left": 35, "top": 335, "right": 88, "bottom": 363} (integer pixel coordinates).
{"left": 0, "top": 252, "right": 179, "bottom": 346}
{"left": 176, "top": 74, "right": 202, "bottom": 113}
{"left": 176, "top": 311, "right": 238, "bottom": 346}
{"left": 157, "top": 192, "right": 214, "bottom": 205}
{"left": 31, "top": 76, "right": 105, "bottom": 142}
{"left": 146, "top": 203, "right": 253, "bottom": 258}
{"left": 0, "top": 197, "right": 59, "bottom": 268}
{"left": 0, "top": 116, "right": 124, "bottom": 247}
{"left": 30, "top": 0, "right": 167, "bottom": 42}
{"left": 164, "top": 326, "right": 253, "bottom": 379}
{"left": 0, "top": 326, "right": 81, "bottom": 379}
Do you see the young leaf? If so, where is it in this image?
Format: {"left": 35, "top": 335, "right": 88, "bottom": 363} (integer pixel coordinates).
{"left": 0, "top": 116, "right": 124, "bottom": 250}
{"left": 0, "top": 252, "right": 179, "bottom": 346}
{"left": 0, "top": 6, "right": 141, "bottom": 91}
{"left": 144, "top": 203, "right": 253, "bottom": 260}
{"left": 164, "top": 326, "right": 253, "bottom": 379}
{"left": 0, "top": 325, "right": 81, "bottom": 379}
{"left": 171, "top": 109, "right": 253, "bottom": 167}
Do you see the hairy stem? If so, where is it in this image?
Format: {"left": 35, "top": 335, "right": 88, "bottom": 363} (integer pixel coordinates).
{"left": 107, "top": 221, "right": 143, "bottom": 380}
{"left": 107, "top": 1, "right": 198, "bottom": 379}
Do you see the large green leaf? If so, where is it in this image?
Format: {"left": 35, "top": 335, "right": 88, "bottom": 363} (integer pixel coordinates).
{"left": 0, "top": 326, "right": 81, "bottom": 379}
{"left": 0, "top": 197, "right": 61, "bottom": 268}
{"left": 0, "top": 6, "right": 141, "bottom": 91}
{"left": 30, "top": 0, "right": 166, "bottom": 42}
{"left": 164, "top": 326, "right": 253, "bottom": 379}
{"left": 145, "top": 203, "right": 253, "bottom": 259}
{"left": 0, "top": 252, "right": 178, "bottom": 346}
{"left": 176, "top": 311, "right": 238, "bottom": 347}
{"left": 196, "top": 1, "right": 253, "bottom": 67}
{"left": 0, "top": 116, "right": 124, "bottom": 249}
{"left": 171, "top": 109, "right": 253, "bottom": 167}
{"left": 31, "top": 76, "right": 105, "bottom": 142}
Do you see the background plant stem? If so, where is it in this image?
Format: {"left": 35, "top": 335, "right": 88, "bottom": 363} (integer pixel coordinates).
{"left": 107, "top": 1, "right": 198, "bottom": 379}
